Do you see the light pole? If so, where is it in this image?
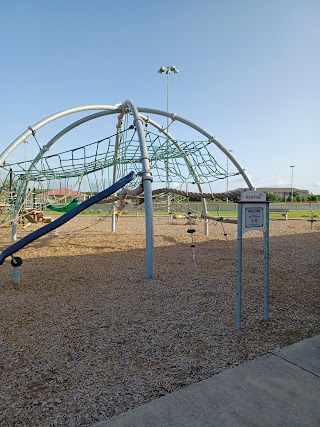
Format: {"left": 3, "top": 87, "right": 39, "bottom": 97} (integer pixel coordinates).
{"left": 24, "top": 140, "right": 29, "bottom": 171}
{"left": 226, "top": 149, "right": 233, "bottom": 203}
{"left": 158, "top": 65, "right": 179, "bottom": 130}
{"left": 158, "top": 65, "right": 179, "bottom": 212}
{"left": 290, "top": 165, "right": 295, "bottom": 202}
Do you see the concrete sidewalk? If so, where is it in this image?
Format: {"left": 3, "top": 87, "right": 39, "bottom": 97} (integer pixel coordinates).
{"left": 95, "top": 336, "right": 320, "bottom": 427}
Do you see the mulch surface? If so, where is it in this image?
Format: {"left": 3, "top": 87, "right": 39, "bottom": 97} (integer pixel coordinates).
{"left": 0, "top": 216, "right": 319, "bottom": 426}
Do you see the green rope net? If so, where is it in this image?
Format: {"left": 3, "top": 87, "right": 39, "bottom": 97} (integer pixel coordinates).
{"left": 0, "top": 122, "right": 239, "bottom": 225}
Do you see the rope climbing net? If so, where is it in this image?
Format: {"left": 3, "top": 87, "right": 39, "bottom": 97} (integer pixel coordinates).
{"left": 0, "top": 106, "right": 248, "bottom": 227}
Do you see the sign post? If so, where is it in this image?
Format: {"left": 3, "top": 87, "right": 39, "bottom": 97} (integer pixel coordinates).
{"left": 236, "top": 190, "right": 270, "bottom": 330}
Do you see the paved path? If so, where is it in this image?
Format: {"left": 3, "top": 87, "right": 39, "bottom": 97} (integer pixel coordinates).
{"left": 95, "top": 336, "right": 320, "bottom": 427}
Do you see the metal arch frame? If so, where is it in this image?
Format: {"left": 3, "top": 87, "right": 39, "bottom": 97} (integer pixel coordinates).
{"left": 7, "top": 108, "right": 204, "bottom": 227}
{"left": 1, "top": 101, "right": 155, "bottom": 279}
{"left": 0, "top": 105, "right": 118, "bottom": 165}
{"left": 23, "top": 109, "right": 206, "bottom": 191}
{"left": 112, "top": 107, "right": 212, "bottom": 233}
{"left": 10, "top": 106, "right": 211, "bottom": 235}
{"left": 0, "top": 104, "right": 254, "bottom": 190}
{"left": 6, "top": 110, "right": 121, "bottom": 244}
{"left": 7, "top": 107, "right": 120, "bottom": 243}
{"left": 137, "top": 107, "right": 254, "bottom": 190}
{"left": 132, "top": 113, "right": 211, "bottom": 235}
{"left": 114, "top": 108, "right": 211, "bottom": 231}
{"left": 0, "top": 101, "right": 255, "bottom": 279}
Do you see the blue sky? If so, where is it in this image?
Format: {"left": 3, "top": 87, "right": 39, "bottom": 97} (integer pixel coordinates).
{"left": 1, "top": 0, "right": 319, "bottom": 193}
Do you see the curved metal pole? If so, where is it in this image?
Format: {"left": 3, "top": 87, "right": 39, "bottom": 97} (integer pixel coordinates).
{"left": 138, "top": 114, "right": 209, "bottom": 235}
{"left": 139, "top": 114, "right": 203, "bottom": 190}
{"left": 0, "top": 105, "right": 121, "bottom": 166}
{"left": 3, "top": 103, "right": 254, "bottom": 242}
{"left": 123, "top": 99, "right": 154, "bottom": 280}
{"left": 24, "top": 108, "right": 205, "bottom": 193}
{"left": 14, "top": 109, "right": 208, "bottom": 238}
{"left": 134, "top": 107, "right": 254, "bottom": 190}
{"left": 22, "top": 108, "right": 206, "bottom": 199}
{"left": 137, "top": 114, "right": 210, "bottom": 229}
{"left": 24, "top": 110, "right": 121, "bottom": 184}
{"left": 0, "top": 104, "right": 254, "bottom": 190}
{"left": 10, "top": 109, "right": 121, "bottom": 240}
{"left": 137, "top": 107, "right": 254, "bottom": 237}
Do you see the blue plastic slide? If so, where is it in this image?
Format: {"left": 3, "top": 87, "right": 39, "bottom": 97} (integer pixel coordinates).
{"left": 0, "top": 171, "right": 135, "bottom": 265}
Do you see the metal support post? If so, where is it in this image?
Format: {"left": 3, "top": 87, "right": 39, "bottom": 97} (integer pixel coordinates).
{"left": 111, "top": 204, "right": 116, "bottom": 232}
{"left": 124, "top": 99, "right": 154, "bottom": 279}
{"left": 11, "top": 256, "right": 23, "bottom": 284}
{"left": 236, "top": 206, "right": 243, "bottom": 330}
{"left": 263, "top": 203, "right": 270, "bottom": 321}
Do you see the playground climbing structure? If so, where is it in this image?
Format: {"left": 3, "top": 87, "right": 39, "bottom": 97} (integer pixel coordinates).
{"left": 0, "top": 100, "right": 254, "bottom": 279}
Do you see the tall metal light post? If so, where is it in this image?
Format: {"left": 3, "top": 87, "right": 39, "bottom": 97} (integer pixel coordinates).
{"left": 226, "top": 149, "right": 233, "bottom": 203}
{"left": 158, "top": 65, "right": 179, "bottom": 212}
{"left": 290, "top": 165, "right": 295, "bottom": 202}
{"left": 24, "top": 140, "right": 29, "bottom": 171}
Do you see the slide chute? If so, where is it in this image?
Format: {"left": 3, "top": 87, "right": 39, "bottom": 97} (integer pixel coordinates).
{"left": 47, "top": 198, "right": 79, "bottom": 212}
{"left": 0, "top": 172, "right": 135, "bottom": 265}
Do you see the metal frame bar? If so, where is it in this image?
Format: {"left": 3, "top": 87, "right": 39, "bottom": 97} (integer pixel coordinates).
{"left": 0, "top": 102, "right": 256, "bottom": 281}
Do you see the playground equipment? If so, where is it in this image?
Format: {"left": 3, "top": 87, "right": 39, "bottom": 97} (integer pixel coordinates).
{"left": 0, "top": 172, "right": 135, "bottom": 282}
{"left": 46, "top": 198, "right": 79, "bottom": 212}
{"left": 0, "top": 100, "right": 254, "bottom": 279}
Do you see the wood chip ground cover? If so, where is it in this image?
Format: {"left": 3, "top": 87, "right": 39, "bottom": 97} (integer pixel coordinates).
{"left": 0, "top": 216, "right": 319, "bottom": 426}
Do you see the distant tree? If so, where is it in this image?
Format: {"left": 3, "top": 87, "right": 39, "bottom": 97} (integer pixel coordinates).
{"left": 265, "top": 192, "right": 281, "bottom": 202}
{"left": 300, "top": 195, "right": 309, "bottom": 202}
{"left": 293, "top": 192, "right": 300, "bottom": 202}
{"left": 308, "top": 194, "right": 320, "bottom": 202}
{"left": 228, "top": 195, "right": 240, "bottom": 203}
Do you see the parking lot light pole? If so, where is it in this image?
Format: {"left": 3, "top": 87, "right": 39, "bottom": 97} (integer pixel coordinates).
{"left": 158, "top": 65, "right": 179, "bottom": 212}
{"left": 290, "top": 165, "right": 295, "bottom": 202}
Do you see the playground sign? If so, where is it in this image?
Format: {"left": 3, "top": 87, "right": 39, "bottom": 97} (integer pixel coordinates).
{"left": 239, "top": 191, "right": 267, "bottom": 234}
{"left": 236, "top": 190, "right": 270, "bottom": 330}
{"left": 240, "top": 190, "right": 266, "bottom": 202}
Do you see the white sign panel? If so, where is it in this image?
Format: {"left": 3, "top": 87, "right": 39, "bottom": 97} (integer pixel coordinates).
{"left": 245, "top": 207, "right": 264, "bottom": 228}
{"left": 242, "top": 203, "right": 267, "bottom": 233}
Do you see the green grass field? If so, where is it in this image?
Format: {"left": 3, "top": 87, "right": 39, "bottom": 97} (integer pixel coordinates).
{"left": 207, "top": 210, "right": 319, "bottom": 219}
{"left": 43, "top": 209, "right": 319, "bottom": 220}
